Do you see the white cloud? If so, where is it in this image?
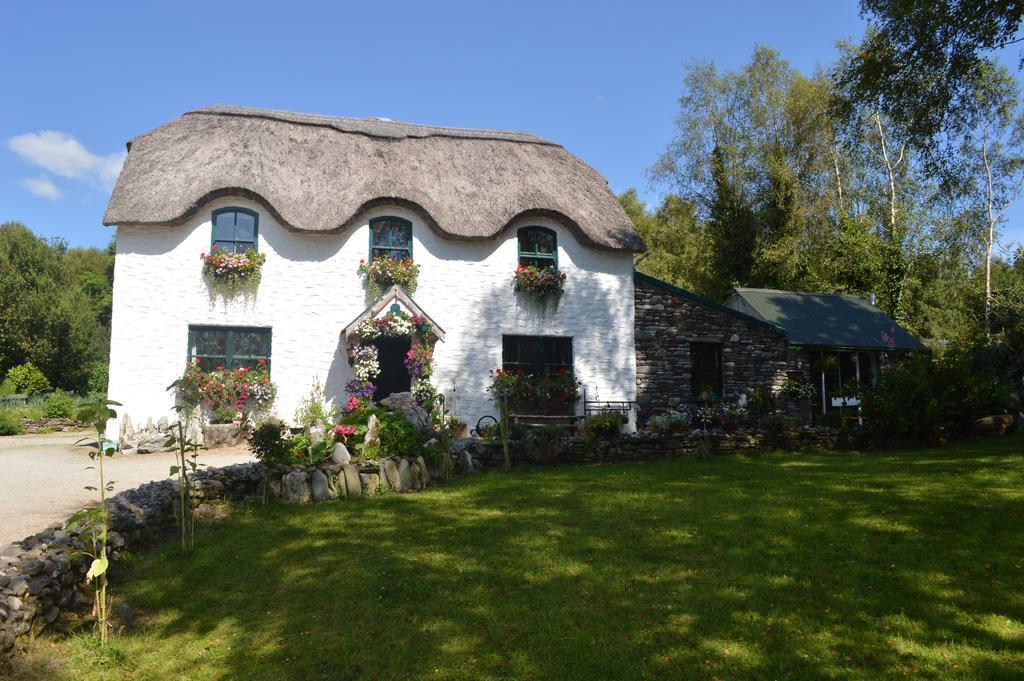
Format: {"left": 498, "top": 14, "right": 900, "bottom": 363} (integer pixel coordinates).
{"left": 7, "top": 130, "right": 125, "bottom": 190}
{"left": 21, "top": 175, "right": 61, "bottom": 200}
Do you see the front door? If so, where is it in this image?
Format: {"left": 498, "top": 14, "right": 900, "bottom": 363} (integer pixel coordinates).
{"left": 373, "top": 336, "right": 412, "bottom": 401}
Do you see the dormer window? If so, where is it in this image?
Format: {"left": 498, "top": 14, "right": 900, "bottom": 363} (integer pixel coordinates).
{"left": 370, "top": 217, "right": 412, "bottom": 260}
{"left": 212, "top": 208, "right": 258, "bottom": 253}
{"left": 518, "top": 227, "right": 557, "bottom": 269}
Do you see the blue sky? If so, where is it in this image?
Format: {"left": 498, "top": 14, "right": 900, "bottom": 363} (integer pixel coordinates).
{"left": 2, "top": 0, "right": 1022, "bottom": 254}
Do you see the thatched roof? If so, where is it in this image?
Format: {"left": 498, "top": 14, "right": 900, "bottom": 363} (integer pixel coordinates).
{"left": 103, "top": 105, "right": 644, "bottom": 252}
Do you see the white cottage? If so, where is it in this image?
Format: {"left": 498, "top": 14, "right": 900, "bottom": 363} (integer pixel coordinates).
{"left": 102, "top": 105, "right": 644, "bottom": 437}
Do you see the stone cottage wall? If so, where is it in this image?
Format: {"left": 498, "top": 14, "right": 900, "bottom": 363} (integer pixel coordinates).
{"left": 633, "top": 276, "right": 790, "bottom": 423}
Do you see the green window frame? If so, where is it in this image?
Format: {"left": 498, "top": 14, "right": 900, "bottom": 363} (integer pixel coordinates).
{"left": 211, "top": 208, "right": 259, "bottom": 254}
{"left": 369, "top": 216, "right": 413, "bottom": 260}
{"left": 690, "top": 342, "right": 723, "bottom": 398}
{"left": 502, "top": 335, "right": 573, "bottom": 377}
{"left": 517, "top": 226, "right": 557, "bottom": 269}
{"left": 187, "top": 326, "right": 272, "bottom": 372}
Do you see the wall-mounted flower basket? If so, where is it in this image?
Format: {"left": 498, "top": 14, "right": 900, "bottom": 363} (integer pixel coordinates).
{"left": 512, "top": 265, "right": 566, "bottom": 300}
{"left": 358, "top": 256, "right": 420, "bottom": 299}
{"left": 354, "top": 311, "right": 432, "bottom": 342}
{"left": 201, "top": 246, "right": 266, "bottom": 293}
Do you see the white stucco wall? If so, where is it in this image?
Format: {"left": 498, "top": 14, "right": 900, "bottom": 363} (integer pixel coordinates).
{"left": 107, "top": 196, "right": 637, "bottom": 438}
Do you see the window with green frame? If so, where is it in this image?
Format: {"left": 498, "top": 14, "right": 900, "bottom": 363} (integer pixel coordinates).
{"left": 370, "top": 217, "right": 412, "bottom": 260}
{"left": 188, "top": 326, "right": 271, "bottom": 372}
{"left": 502, "top": 335, "right": 573, "bottom": 376}
{"left": 517, "top": 227, "right": 557, "bottom": 269}
{"left": 211, "top": 208, "right": 259, "bottom": 254}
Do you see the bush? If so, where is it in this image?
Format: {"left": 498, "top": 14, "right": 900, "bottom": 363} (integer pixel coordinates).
{"left": 44, "top": 390, "right": 76, "bottom": 419}
{"left": 859, "top": 349, "right": 1015, "bottom": 444}
{"left": 86, "top": 362, "right": 108, "bottom": 396}
{"left": 293, "top": 378, "right": 337, "bottom": 431}
{"left": 248, "top": 418, "right": 293, "bottom": 466}
{"left": 5, "top": 362, "right": 51, "bottom": 396}
{"left": 0, "top": 379, "right": 16, "bottom": 397}
{"left": 581, "top": 412, "right": 626, "bottom": 439}
{"left": 0, "top": 411, "right": 23, "bottom": 436}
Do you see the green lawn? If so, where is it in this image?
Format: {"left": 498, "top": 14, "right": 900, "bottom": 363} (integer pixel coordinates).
{"left": 14, "top": 435, "right": 1024, "bottom": 680}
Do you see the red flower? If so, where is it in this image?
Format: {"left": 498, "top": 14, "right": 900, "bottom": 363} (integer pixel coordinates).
{"left": 211, "top": 244, "right": 218, "bottom": 251}
{"left": 258, "top": 359, "right": 266, "bottom": 365}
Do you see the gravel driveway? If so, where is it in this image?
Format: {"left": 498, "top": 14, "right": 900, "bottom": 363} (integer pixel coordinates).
{"left": 0, "top": 431, "right": 253, "bottom": 547}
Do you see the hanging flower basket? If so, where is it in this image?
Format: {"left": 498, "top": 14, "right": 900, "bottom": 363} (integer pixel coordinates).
{"left": 201, "top": 246, "right": 266, "bottom": 291}
{"left": 404, "top": 343, "right": 433, "bottom": 380}
{"left": 513, "top": 265, "right": 566, "bottom": 299}
{"left": 358, "top": 256, "right": 419, "bottom": 297}
{"left": 354, "top": 310, "right": 433, "bottom": 341}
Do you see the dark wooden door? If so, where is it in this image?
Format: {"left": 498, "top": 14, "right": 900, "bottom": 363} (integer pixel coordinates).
{"left": 373, "top": 336, "right": 412, "bottom": 401}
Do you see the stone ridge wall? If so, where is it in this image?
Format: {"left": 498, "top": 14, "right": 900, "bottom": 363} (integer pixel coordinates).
{"left": 634, "top": 278, "right": 790, "bottom": 422}
{"left": 453, "top": 427, "right": 844, "bottom": 469}
{"left": 0, "top": 455, "right": 431, "bottom": 659}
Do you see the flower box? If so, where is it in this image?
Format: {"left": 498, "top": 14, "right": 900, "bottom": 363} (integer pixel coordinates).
{"left": 512, "top": 265, "right": 566, "bottom": 299}
{"left": 201, "top": 246, "right": 266, "bottom": 290}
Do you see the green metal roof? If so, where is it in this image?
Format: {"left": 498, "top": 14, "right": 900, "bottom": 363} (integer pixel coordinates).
{"left": 633, "top": 272, "right": 785, "bottom": 333}
{"left": 728, "top": 288, "right": 925, "bottom": 350}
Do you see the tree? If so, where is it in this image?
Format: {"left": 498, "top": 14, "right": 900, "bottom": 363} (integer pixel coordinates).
{"left": 0, "top": 222, "right": 110, "bottom": 392}
{"left": 954, "top": 61, "right": 1024, "bottom": 339}
{"left": 834, "top": 1, "right": 1024, "bottom": 153}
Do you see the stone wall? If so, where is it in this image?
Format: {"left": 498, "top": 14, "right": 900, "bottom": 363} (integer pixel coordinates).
{"left": 0, "top": 454, "right": 430, "bottom": 659}
{"left": 633, "top": 274, "right": 790, "bottom": 422}
{"left": 451, "top": 426, "right": 846, "bottom": 470}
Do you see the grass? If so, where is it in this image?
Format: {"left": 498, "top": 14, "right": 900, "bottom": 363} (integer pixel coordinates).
{"left": 11, "top": 435, "right": 1024, "bottom": 680}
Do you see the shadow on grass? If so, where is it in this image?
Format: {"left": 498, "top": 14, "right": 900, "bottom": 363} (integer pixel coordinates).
{"left": 18, "top": 434, "right": 1024, "bottom": 680}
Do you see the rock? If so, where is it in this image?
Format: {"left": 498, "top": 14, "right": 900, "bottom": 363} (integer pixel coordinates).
{"left": 414, "top": 455, "right": 430, "bottom": 488}
{"left": 310, "top": 470, "right": 330, "bottom": 502}
{"left": 326, "top": 472, "right": 341, "bottom": 499}
{"left": 397, "top": 458, "right": 414, "bottom": 491}
{"left": 117, "top": 603, "right": 137, "bottom": 629}
{"left": 18, "top": 559, "right": 44, "bottom": 577}
{"left": 185, "top": 416, "right": 204, "bottom": 447}
{"left": 972, "top": 414, "right": 1015, "bottom": 436}
{"left": 341, "top": 464, "right": 362, "bottom": 498}
{"left": 269, "top": 479, "right": 282, "bottom": 499}
{"left": 0, "top": 543, "right": 21, "bottom": 557}
{"left": 118, "top": 415, "right": 135, "bottom": 449}
{"left": 379, "top": 392, "right": 432, "bottom": 433}
{"left": 0, "top": 576, "right": 9, "bottom": 588}
{"left": 364, "top": 414, "right": 381, "bottom": 450}
{"left": 107, "top": 531, "right": 126, "bottom": 549}
{"left": 202, "top": 423, "right": 247, "bottom": 449}
{"left": 157, "top": 416, "right": 169, "bottom": 432}
{"left": 309, "top": 420, "right": 325, "bottom": 447}
{"left": 458, "top": 449, "right": 476, "bottom": 474}
{"left": 359, "top": 473, "right": 380, "bottom": 496}
{"left": 381, "top": 459, "right": 401, "bottom": 491}
{"left": 193, "top": 502, "right": 231, "bottom": 521}
{"left": 281, "top": 471, "right": 312, "bottom": 504}
{"left": 331, "top": 443, "right": 351, "bottom": 464}
{"left": 8, "top": 577, "right": 28, "bottom": 596}
{"left": 137, "top": 437, "right": 173, "bottom": 454}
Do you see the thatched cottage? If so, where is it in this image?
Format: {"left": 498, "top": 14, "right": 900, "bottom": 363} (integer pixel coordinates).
{"left": 102, "top": 105, "right": 644, "bottom": 436}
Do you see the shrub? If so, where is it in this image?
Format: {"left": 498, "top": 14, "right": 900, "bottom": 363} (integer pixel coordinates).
{"left": 293, "top": 378, "right": 337, "bottom": 431}
{"left": 647, "top": 410, "right": 690, "bottom": 434}
{"left": 581, "top": 412, "right": 626, "bottom": 439}
{"left": 5, "top": 362, "right": 51, "bottom": 396}
{"left": 248, "top": 418, "right": 293, "bottom": 466}
{"left": 0, "top": 379, "right": 16, "bottom": 397}
{"left": 859, "top": 349, "right": 1014, "bottom": 444}
{"left": 86, "top": 362, "right": 108, "bottom": 396}
{"left": 0, "top": 411, "right": 22, "bottom": 435}
{"left": 44, "top": 390, "right": 76, "bottom": 419}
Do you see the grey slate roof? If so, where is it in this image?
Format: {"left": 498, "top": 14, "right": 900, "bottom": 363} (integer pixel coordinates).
{"left": 103, "top": 105, "right": 645, "bottom": 252}
{"left": 727, "top": 288, "right": 925, "bottom": 350}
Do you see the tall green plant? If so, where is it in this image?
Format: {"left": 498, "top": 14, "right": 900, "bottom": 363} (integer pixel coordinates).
{"left": 165, "top": 376, "right": 204, "bottom": 550}
{"left": 67, "top": 397, "right": 120, "bottom": 646}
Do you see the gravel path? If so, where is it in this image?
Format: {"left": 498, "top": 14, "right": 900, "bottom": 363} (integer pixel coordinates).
{"left": 0, "top": 431, "right": 253, "bottom": 547}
